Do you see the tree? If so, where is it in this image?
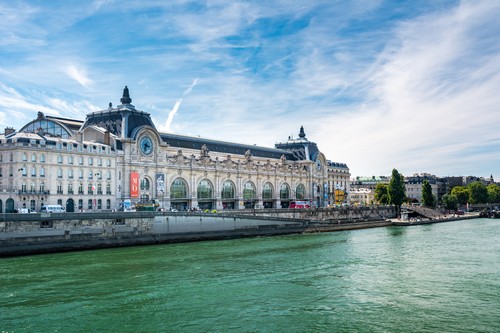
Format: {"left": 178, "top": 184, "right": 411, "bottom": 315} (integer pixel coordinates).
{"left": 468, "top": 181, "right": 488, "bottom": 204}
{"left": 441, "top": 194, "right": 458, "bottom": 211}
{"left": 388, "top": 169, "right": 406, "bottom": 217}
{"left": 487, "top": 184, "right": 500, "bottom": 203}
{"left": 450, "top": 186, "right": 469, "bottom": 205}
{"left": 374, "top": 183, "right": 389, "bottom": 204}
{"left": 421, "top": 179, "right": 435, "bottom": 207}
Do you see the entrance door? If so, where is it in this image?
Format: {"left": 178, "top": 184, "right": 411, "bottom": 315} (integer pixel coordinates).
{"left": 6, "top": 198, "right": 15, "bottom": 213}
{"left": 66, "top": 198, "right": 75, "bottom": 212}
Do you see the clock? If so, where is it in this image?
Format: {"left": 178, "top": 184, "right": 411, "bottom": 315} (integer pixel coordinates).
{"left": 139, "top": 136, "right": 153, "bottom": 155}
{"left": 316, "top": 159, "right": 322, "bottom": 171}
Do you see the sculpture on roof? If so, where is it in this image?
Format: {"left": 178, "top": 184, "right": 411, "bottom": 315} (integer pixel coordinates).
{"left": 298, "top": 126, "right": 306, "bottom": 139}
{"left": 120, "top": 86, "right": 132, "bottom": 104}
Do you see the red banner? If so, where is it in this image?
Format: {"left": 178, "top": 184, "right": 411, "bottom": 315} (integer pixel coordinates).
{"left": 130, "top": 172, "right": 139, "bottom": 198}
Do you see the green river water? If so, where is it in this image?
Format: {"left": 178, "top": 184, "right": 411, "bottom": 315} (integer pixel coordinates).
{"left": 1, "top": 218, "right": 499, "bottom": 332}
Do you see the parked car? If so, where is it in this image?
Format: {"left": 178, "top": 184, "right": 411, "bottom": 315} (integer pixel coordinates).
{"left": 289, "top": 201, "right": 310, "bottom": 209}
{"left": 18, "top": 208, "right": 37, "bottom": 213}
{"left": 456, "top": 210, "right": 465, "bottom": 215}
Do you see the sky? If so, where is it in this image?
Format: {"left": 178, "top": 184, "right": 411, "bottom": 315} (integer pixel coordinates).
{"left": 1, "top": 0, "right": 500, "bottom": 179}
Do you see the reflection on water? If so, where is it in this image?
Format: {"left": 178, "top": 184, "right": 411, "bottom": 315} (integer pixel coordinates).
{"left": 1, "top": 218, "right": 499, "bottom": 332}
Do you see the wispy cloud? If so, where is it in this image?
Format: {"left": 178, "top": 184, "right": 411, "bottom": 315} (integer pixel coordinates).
{"left": 161, "top": 78, "right": 200, "bottom": 132}
{"left": 1, "top": 0, "right": 500, "bottom": 178}
{"left": 65, "top": 64, "right": 93, "bottom": 89}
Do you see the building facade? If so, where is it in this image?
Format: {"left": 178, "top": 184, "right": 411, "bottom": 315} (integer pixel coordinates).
{"left": 0, "top": 87, "right": 350, "bottom": 213}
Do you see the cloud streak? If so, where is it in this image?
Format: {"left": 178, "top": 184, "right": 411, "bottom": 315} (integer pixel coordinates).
{"left": 162, "top": 78, "right": 200, "bottom": 132}
{"left": 1, "top": 0, "right": 500, "bottom": 179}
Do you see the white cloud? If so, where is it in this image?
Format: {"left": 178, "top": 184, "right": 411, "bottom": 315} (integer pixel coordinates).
{"left": 65, "top": 64, "right": 93, "bottom": 89}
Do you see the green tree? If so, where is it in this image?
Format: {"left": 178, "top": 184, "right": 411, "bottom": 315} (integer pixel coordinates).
{"left": 487, "top": 184, "right": 500, "bottom": 203}
{"left": 388, "top": 169, "right": 406, "bottom": 217}
{"left": 421, "top": 179, "right": 435, "bottom": 207}
{"left": 450, "top": 186, "right": 469, "bottom": 205}
{"left": 468, "top": 181, "right": 488, "bottom": 204}
{"left": 441, "top": 194, "right": 458, "bottom": 211}
{"left": 374, "top": 183, "right": 389, "bottom": 204}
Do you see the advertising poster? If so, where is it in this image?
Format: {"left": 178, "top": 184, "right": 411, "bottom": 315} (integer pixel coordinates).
{"left": 130, "top": 172, "right": 139, "bottom": 198}
{"left": 156, "top": 173, "right": 165, "bottom": 196}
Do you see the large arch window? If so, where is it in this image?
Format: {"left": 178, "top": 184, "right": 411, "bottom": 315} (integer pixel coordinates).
{"left": 170, "top": 178, "right": 188, "bottom": 199}
{"left": 221, "top": 181, "right": 235, "bottom": 199}
{"left": 20, "top": 119, "right": 72, "bottom": 138}
{"left": 243, "top": 182, "right": 256, "bottom": 200}
{"left": 197, "top": 180, "right": 213, "bottom": 199}
{"left": 262, "top": 183, "right": 273, "bottom": 199}
{"left": 280, "top": 183, "right": 290, "bottom": 199}
{"left": 296, "top": 184, "right": 306, "bottom": 200}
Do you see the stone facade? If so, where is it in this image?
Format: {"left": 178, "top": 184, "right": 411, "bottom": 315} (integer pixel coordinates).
{"left": 0, "top": 87, "right": 350, "bottom": 213}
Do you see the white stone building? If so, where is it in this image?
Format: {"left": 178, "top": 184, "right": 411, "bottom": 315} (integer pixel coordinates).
{"left": 0, "top": 87, "right": 350, "bottom": 213}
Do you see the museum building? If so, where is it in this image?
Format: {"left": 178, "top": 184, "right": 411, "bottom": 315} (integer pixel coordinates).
{"left": 0, "top": 87, "right": 350, "bottom": 213}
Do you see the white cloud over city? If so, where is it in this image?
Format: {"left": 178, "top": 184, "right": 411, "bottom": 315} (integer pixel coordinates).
{"left": 1, "top": 0, "right": 499, "bottom": 178}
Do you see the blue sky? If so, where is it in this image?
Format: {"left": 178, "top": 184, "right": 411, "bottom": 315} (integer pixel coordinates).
{"left": 1, "top": 0, "right": 500, "bottom": 179}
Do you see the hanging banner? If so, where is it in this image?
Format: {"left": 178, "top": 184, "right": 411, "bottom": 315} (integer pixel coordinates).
{"left": 130, "top": 172, "right": 139, "bottom": 198}
{"left": 156, "top": 173, "right": 165, "bottom": 196}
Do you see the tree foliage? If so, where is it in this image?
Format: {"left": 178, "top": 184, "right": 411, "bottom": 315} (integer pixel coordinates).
{"left": 421, "top": 179, "right": 435, "bottom": 207}
{"left": 388, "top": 169, "right": 406, "bottom": 217}
{"left": 374, "top": 183, "right": 389, "bottom": 204}
{"left": 441, "top": 194, "right": 458, "bottom": 211}
{"left": 487, "top": 184, "right": 500, "bottom": 203}
{"left": 450, "top": 186, "right": 469, "bottom": 205}
{"left": 467, "top": 181, "right": 488, "bottom": 204}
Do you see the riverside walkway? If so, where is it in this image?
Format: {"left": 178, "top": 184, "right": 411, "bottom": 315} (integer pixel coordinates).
{"left": 0, "top": 206, "right": 395, "bottom": 257}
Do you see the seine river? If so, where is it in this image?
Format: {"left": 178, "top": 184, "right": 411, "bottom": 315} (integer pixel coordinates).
{"left": 1, "top": 218, "right": 499, "bottom": 332}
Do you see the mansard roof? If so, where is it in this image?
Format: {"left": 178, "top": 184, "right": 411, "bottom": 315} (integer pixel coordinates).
{"left": 275, "top": 126, "right": 320, "bottom": 161}
{"left": 80, "top": 86, "right": 156, "bottom": 139}
{"left": 160, "top": 132, "right": 293, "bottom": 160}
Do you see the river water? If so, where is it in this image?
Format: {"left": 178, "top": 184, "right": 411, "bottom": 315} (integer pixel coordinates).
{"left": 1, "top": 218, "right": 499, "bottom": 332}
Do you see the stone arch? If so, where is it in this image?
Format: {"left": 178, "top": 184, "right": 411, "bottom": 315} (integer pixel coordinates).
{"left": 279, "top": 182, "right": 291, "bottom": 208}
{"left": 243, "top": 180, "right": 256, "bottom": 209}
{"left": 5, "top": 198, "right": 15, "bottom": 213}
{"left": 170, "top": 177, "right": 190, "bottom": 211}
{"left": 221, "top": 180, "right": 237, "bottom": 210}
{"left": 66, "top": 198, "right": 75, "bottom": 212}
{"left": 295, "top": 183, "right": 306, "bottom": 200}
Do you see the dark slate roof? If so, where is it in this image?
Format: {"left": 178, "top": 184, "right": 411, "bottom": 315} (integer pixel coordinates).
{"left": 327, "top": 161, "right": 349, "bottom": 168}
{"left": 159, "top": 133, "right": 293, "bottom": 159}
{"left": 274, "top": 141, "right": 319, "bottom": 161}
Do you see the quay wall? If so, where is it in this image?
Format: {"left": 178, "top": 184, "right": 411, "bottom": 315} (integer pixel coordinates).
{"left": 0, "top": 208, "right": 395, "bottom": 257}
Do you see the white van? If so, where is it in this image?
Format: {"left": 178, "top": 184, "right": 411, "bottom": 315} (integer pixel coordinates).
{"left": 18, "top": 208, "right": 36, "bottom": 214}
{"left": 41, "top": 205, "right": 66, "bottom": 213}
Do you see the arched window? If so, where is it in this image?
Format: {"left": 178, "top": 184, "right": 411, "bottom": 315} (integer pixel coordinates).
{"left": 296, "top": 184, "right": 306, "bottom": 200}
{"left": 197, "top": 180, "right": 213, "bottom": 199}
{"left": 262, "top": 183, "right": 273, "bottom": 199}
{"left": 221, "top": 181, "right": 235, "bottom": 199}
{"left": 19, "top": 119, "right": 72, "bottom": 138}
{"left": 170, "top": 178, "right": 188, "bottom": 199}
{"left": 243, "top": 182, "right": 256, "bottom": 200}
{"left": 140, "top": 178, "right": 150, "bottom": 190}
{"left": 280, "top": 183, "right": 290, "bottom": 199}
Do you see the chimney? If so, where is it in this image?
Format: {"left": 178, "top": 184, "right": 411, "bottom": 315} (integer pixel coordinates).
{"left": 104, "top": 131, "right": 111, "bottom": 145}
{"left": 4, "top": 127, "right": 15, "bottom": 135}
